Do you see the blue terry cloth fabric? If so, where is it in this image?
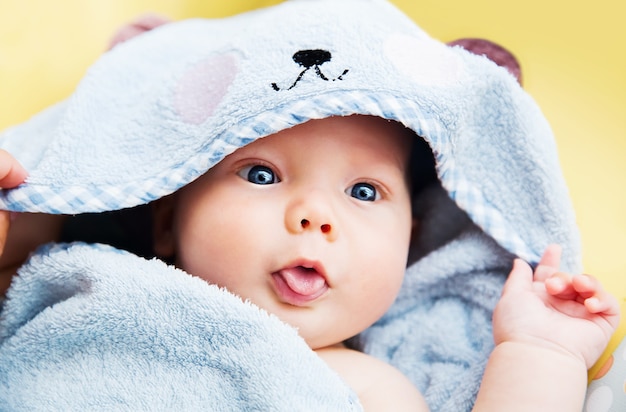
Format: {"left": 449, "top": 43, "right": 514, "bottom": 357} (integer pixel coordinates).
{"left": 0, "top": 0, "right": 581, "bottom": 410}
{"left": 0, "top": 243, "right": 362, "bottom": 411}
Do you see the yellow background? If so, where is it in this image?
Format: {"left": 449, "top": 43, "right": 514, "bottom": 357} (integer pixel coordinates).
{"left": 0, "top": 1, "right": 624, "bottom": 297}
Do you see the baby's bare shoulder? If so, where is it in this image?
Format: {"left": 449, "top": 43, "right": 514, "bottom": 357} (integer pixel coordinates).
{"left": 316, "top": 345, "right": 429, "bottom": 411}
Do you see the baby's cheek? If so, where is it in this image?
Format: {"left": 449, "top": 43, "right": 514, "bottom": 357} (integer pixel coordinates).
{"left": 365, "top": 260, "right": 405, "bottom": 316}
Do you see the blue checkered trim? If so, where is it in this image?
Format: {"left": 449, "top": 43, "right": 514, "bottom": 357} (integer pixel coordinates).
{"left": 438, "top": 162, "right": 538, "bottom": 263}
{"left": 0, "top": 90, "right": 534, "bottom": 261}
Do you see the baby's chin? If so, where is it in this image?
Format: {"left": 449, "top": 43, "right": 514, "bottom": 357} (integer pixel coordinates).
{"left": 306, "top": 336, "right": 347, "bottom": 352}
{"left": 268, "top": 313, "right": 346, "bottom": 350}
{"left": 295, "top": 322, "right": 366, "bottom": 352}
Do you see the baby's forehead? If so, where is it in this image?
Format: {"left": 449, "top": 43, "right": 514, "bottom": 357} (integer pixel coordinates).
{"left": 229, "top": 115, "right": 416, "bottom": 165}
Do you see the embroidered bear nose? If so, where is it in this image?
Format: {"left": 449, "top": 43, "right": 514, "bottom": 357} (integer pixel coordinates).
{"left": 271, "top": 48, "right": 348, "bottom": 91}
{"left": 292, "top": 49, "right": 331, "bottom": 68}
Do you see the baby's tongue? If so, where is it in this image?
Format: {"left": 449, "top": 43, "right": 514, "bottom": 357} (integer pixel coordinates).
{"left": 280, "top": 267, "right": 326, "bottom": 296}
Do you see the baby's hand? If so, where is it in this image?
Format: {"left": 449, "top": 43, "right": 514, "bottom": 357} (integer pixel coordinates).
{"left": 493, "top": 244, "right": 620, "bottom": 368}
{"left": 0, "top": 149, "right": 27, "bottom": 189}
{"left": 0, "top": 149, "right": 27, "bottom": 255}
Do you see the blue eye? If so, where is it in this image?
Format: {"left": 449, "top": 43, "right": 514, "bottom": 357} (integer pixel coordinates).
{"left": 239, "top": 165, "right": 278, "bottom": 185}
{"left": 349, "top": 183, "right": 378, "bottom": 202}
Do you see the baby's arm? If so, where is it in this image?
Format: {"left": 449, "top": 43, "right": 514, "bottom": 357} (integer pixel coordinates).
{"left": 473, "top": 245, "right": 620, "bottom": 411}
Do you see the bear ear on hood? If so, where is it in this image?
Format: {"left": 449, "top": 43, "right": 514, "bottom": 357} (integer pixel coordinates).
{"left": 447, "top": 38, "right": 522, "bottom": 85}
{"left": 107, "top": 13, "right": 171, "bottom": 50}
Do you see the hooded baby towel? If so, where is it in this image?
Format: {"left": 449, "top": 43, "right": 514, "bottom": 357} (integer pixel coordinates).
{"left": 0, "top": 0, "right": 580, "bottom": 410}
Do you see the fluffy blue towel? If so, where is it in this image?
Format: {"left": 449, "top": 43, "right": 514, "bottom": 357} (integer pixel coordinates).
{"left": 0, "top": 0, "right": 581, "bottom": 410}
{"left": 0, "top": 243, "right": 361, "bottom": 410}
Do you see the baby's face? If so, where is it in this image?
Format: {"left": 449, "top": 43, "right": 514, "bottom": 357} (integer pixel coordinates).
{"left": 161, "top": 115, "right": 414, "bottom": 349}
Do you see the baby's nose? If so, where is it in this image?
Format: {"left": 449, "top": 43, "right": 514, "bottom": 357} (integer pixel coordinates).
{"left": 300, "top": 219, "right": 332, "bottom": 234}
{"left": 285, "top": 193, "right": 338, "bottom": 241}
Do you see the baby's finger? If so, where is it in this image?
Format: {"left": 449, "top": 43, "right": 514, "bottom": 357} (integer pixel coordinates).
{"left": 573, "top": 275, "right": 621, "bottom": 317}
{"left": 0, "top": 149, "right": 28, "bottom": 188}
{"left": 544, "top": 271, "right": 577, "bottom": 299}
{"left": 534, "top": 244, "right": 562, "bottom": 281}
{"left": 539, "top": 244, "right": 562, "bottom": 267}
{"left": 571, "top": 274, "right": 601, "bottom": 299}
{"left": 584, "top": 295, "right": 619, "bottom": 316}
{"left": 503, "top": 258, "right": 533, "bottom": 294}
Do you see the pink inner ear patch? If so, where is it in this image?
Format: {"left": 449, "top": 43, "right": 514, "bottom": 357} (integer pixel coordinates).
{"left": 385, "top": 33, "right": 462, "bottom": 86}
{"left": 174, "top": 53, "right": 239, "bottom": 125}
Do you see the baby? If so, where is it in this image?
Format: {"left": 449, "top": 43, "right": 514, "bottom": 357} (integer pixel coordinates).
{"left": 0, "top": 1, "right": 620, "bottom": 410}
{"left": 148, "top": 114, "right": 618, "bottom": 410}
{"left": 0, "top": 115, "right": 619, "bottom": 410}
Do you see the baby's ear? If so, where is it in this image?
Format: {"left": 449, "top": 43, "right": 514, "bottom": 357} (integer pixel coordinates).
{"left": 151, "top": 195, "right": 176, "bottom": 260}
{"left": 447, "top": 38, "right": 522, "bottom": 85}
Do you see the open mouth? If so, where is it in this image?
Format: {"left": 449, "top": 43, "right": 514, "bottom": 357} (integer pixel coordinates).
{"left": 271, "top": 263, "right": 329, "bottom": 306}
